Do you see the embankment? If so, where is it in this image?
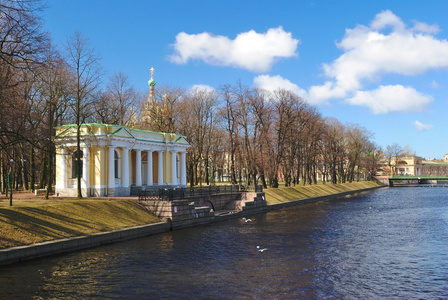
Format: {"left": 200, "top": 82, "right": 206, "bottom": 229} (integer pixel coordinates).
{"left": 0, "top": 181, "right": 383, "bottom": 265}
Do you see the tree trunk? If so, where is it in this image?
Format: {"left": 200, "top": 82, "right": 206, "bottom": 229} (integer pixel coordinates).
{"left": 30, "top": 146, "right": 35, "bottom": 192}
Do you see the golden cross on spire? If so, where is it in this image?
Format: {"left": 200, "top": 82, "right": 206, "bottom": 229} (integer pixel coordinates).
{"left": 150, "top": 67, "right": 154, "bottom": 79}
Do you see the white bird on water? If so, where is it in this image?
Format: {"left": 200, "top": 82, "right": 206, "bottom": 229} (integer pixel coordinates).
{"left": 242, "top": 217, "right": 252, "bottom": 222}
{"left": 257, "top": 246, "right": 268, "bottom": 252}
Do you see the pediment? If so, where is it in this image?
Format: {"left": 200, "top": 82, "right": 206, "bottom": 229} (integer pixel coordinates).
{"left": 55, "top": 125, "right": 78, "bottom": 139}
{"left": 173, "top": 136, "right": 190, "bottom": 146}
{"left": 109, "top": 127, "right": 134, "bottom": 139}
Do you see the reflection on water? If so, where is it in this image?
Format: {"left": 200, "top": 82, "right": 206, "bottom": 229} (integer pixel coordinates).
{"left": 1, "top": 187, "right": 448, "bottom": 299}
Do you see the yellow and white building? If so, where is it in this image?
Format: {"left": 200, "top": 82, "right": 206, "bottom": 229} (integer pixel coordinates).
{"left": 54, "top": 123, "right": 190, "bottom": 197}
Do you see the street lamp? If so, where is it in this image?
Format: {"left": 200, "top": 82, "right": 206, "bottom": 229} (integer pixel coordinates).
{"left": 9, "top": 159, "right": 14, "bottom": 206}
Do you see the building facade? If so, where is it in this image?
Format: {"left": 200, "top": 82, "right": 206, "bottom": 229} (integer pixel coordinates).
{"left": 54, "top": 123, "right": 190, "bottom": 197}
{"left": 378, "top": 154, "right": 448, "bottom": 176}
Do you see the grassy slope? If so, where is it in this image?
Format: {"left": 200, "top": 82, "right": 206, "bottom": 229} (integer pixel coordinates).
{"left": 264, "top": 181, "right": 381, "bottom": 205}
{"left": 0, "top": 181, "right": 382, "bottom": 249}
{"left": 0, "top": 199, "right": 160, "bottom": 249}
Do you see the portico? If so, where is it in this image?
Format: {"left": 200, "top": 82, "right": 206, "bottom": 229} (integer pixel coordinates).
{"left": 54, "top": 123, "right": 190, "bottom": 197}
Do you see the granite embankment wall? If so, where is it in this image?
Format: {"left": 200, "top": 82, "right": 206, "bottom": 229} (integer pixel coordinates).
{"left": 0, "top": 222, "right": 170, "bottom": 266}
{"left": 140, "top": 191, "right": 266, "bottom": 229}
{"left": 0, "top": 186, "right": 383, "bottom": 266}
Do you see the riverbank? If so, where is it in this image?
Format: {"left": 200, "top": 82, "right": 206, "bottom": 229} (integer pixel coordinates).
{"left": 0, "top": 198, "right": 160, "bottom": 249}
{"left": 264, "top": 180, "right": 381, "bottom": 204}
{"left": 0, "top": 181, "right": 381, "bottom": 251}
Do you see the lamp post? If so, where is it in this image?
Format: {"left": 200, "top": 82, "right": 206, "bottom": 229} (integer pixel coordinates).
{"left": 207, "top": 166, "right": 212, "bottom": 185}
{"left": 9, "top": 159, "right": 14, "bottom": 206}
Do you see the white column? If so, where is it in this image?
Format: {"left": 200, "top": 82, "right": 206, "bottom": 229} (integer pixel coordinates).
{"left": 136, "top": 149, "right": 142, "bottom": 186}
{"left": 147, "top": 150, "right": 153, "bottom": 186}
{"left": 82, "top": 146, "right": 89, "bottom": 189}
{"left": 181, "top": 151, "right": 187, "bottom": 187}
{"left": 158, "top": 150, "right": 164, "bottom": 185}
{"left": 108, "top": 146, "right": 115, "bottom": 189}
{"left": 171, "top": 151, "right": 178, "bottom": 185}
{"left": 60, "top": 147, "right": 67, "bottom": 188}
{"left": 122, "top": 147, "right": 129, "bottom": 187}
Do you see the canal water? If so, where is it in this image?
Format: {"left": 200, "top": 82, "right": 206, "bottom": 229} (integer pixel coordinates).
{"left": 1, "top": 187, "right": 448, "bottom": 299}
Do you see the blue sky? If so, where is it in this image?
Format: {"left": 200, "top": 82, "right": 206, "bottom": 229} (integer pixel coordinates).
{"left": 41, "top": 0, "right": 448, "bottom": 159}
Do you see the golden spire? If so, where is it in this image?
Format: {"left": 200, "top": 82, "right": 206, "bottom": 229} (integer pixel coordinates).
{"left": 148, "top": 67, "right": 156, "bottom": 89}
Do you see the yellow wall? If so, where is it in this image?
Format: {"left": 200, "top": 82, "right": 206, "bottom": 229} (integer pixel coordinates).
{"left": 91, "top": 146, "right": 106, "bottom": 186}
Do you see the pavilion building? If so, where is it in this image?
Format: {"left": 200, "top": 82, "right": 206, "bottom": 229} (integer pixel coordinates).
{"left": 54, "top": 68, "right": 190, "bottom": 197}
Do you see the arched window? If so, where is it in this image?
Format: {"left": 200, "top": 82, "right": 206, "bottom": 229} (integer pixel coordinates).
{"left": 71, "top": 149, "right": 83, "bottom": 178}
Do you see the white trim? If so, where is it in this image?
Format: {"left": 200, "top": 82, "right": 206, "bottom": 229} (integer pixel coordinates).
{"left": 171, "top": 151, "right": 177, "bottom": 185}
{"left": 108, "top": 146, "right": 115, "bottom": 189}
{"left": 122, "top": 147, "right": 129, "bottom": 187}
{"left": 82, "top": 146, "right": 89, "bottom": 189}
{"left": 147, "top": 150, "right": 153, "bottom": 186}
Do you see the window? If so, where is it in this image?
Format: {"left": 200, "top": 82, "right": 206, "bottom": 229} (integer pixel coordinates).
{"left": 176, "top": 154, "right": 180, "bottom": 180}
{"left": 72, "top": 149, "right": 83, "bottom": 178}
{"left": 114, "top": 150, "right": 120, "bottom": 179}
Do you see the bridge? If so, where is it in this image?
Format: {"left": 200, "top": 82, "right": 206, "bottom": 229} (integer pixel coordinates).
{"left": 388, "top": 175, "right": 448, "bottom": 186}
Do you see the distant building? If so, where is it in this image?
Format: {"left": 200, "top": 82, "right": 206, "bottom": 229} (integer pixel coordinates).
{"left": 378, "top": 154, "right": 448, "bottom": 176}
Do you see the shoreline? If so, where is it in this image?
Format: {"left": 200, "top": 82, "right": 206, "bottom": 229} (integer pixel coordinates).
{"left": 0, "top": 184, "right": 384, "bottom": 266}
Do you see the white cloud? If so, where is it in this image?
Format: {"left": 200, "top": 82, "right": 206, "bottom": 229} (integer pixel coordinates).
{"left": 370, "top": 9, "right": 405, "bottom": 32}
{"left": 190, "top": 84, "right": 215, "bottom": 93}
{"left": 345, "top": 85, "right": 432, "bottom": 114}
{"left": 169, "top": 27, "right": 299, "bottom": 73}
{"left": 307, "top": 81, "right": 346, "bottom": 104}
{"left": 307, "top": 10, "right": 447, "bottom": 113}
{"left": 413, "top": 120, "right": 434, "bottom": 131}
{"left": 411, "top": 21, "right": 440, "bottom": 34}
{"left": 431, "top": 80, "right": 439, "bottom": 88}
{"left": 253, "top": 75, "right": 307, "bottom": 98}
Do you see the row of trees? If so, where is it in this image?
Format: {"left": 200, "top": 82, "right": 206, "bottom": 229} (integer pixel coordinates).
{"left": 144, "top": 83, "right": 381, "bottom": 188}
{"left": 0, "top": 0, "right": 138, "bottom": 196}
{"left": 1, "top": 0, "right": 383, "bottom": 197}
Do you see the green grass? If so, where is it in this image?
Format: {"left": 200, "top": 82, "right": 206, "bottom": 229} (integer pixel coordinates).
{"left": 0, "top": 199, "right": 160, "bottom": 249}
{"left": 264, "top": 181, "right": 381, "bottom": 204}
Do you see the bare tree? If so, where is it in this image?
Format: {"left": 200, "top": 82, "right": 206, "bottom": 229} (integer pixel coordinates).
{"left": 95, "top": 72, "right": 138, "bottom": 125}
{"left": 177, "top": 87, "right": 217, "bottom": 186}
{"left": 323, "top": 118, "right": 346, "bottom": 184}
{"left": 247, "top": 88, "right": 272, "bottom": 188}
{"left": 298, "top": 106, "right": 323, "bottom": 185}
{"left": 401, "top": 145, "right": 416, "bottom": 156}
{"left": 345, "top": 123, "right": 373, "bottom": 182}
{"left": 219, "top": 84, "right": 238, "bottom": 184}
{"left": 269, "top": 89, "right": 303, "bottom": 187}
{"left": 65, "top": 31, "right": 102, "bottom": 198}
{"left": 0, "top": 0, "right": 47, "bottom": 193}
{"left": 35, "top": 43, "right": 72, "bottom": 198}
{"left": 0, "top": 0, "right": 46, "bottom": 69}
{"left": 385, "top": 143, "right": 402, "bottom": 176}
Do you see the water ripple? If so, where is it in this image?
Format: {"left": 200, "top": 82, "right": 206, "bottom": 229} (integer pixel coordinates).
{"left": 1, "top": 187, "right": 448, "bottom": 298}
